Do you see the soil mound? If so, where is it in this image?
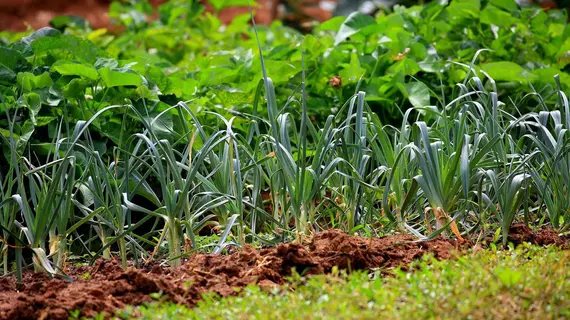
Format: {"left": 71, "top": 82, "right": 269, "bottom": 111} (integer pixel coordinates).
{"left": 507, "top": 223, "right": 567, "bottom": 247}
{"left": 0, "top": 228, "right": 563, "bottom": 320}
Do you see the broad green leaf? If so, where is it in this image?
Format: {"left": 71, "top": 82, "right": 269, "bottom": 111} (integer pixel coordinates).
{"left": 51, "top": 60, "right": 98, "bottom": 80}
{"left": 23, "top": 92, "right": 41, "bottom": 125}
{"left": 31, "top": 34, "right": 106, "bottom": 63}
{"left": 548, "top": 24, "right": 565, "bottom": 41}
{"left": 34, "top": 72, "right": 53, "bottom": 88}
{"left": 481, "top": 62, "right": 533, "bottom": 82}
{"left": 208, "top": 0, "right": 256, "bottom": 12}
{"left": 146, "top": 111, "right": 174, "bottom": 139}
{"left": 530, "top": 10, "right": 548, "bottom": 34}
{"left": 17, "top": 120, "right": 35, "bottom": 152}
{"left": 489, "top": 0, "right": 518, "bottom": 12}
{"left": 98, "top": 67, "right": 143, "bottom": 87}
{"left": 422, "top": 0, "right": 449, "bottom": 20}
{"left": 0, "top": 65, "right": 16, "bottom": 85}
{"left": 418, "top": 55, "right": 446, "bottom": 73}
{"left": 199, "top": 66, "right": 241, "bottom": 86}
{"left": 165, "top": 77, "right": 198, "bottom": 99}
{"left": 533, "top": 68, "right": 570, "bottom": 88}
{"left": 63, "top": 78, "right": 89, "bottom": 98}
{"left": 375, "top": 12, "right": 407, "bottom": 33}
{"left": 0, "top": 128, "right": 19, "bottom": 140}
{"left": 35, "top": 116, "right": 58, "bottom": 127}
{"left": 145, "top": 65, "right": 169, "bottom": 91}
{"left": 480, "top": 5, "right": 517, "bottom": 28}
{"left": 17, "top": 72, "right": 52, "bottom": 92}
{"left": 316, "top": 16, "right": 346, "bottom": 32}
{"left": 339, "top": 51, "right": 366, "bottom": 84}
{"left": 389, "top": 58, "right": 421, "bottom": 76}
{"left": 402, "top": 81, "right": 430, "bottom": 109}
{"left": 334, "top": 12, "right": 377, "bottom": 46}
{"left": 446, "top": 0, "right": 481, "bottom": 25}
{"left": 49, "top": 15, "right": 89, "bottom": 30}
{"left": 216, "top": 90, "right": 251, "bottom": 106}
{"left": 302, "top": 35, "right": 326, "bottom": 59}
{"left": 265, "top": 60, "right": 298, "bottom": 84}
{"left": 0, "top": 47, "right": 28, "bottom": 70}
{"left": 558, "top": 38, "right": 570, "bottom": 67}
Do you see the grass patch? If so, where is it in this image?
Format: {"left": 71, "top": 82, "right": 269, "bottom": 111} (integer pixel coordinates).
{"left": 119, "top": 244, "right": 570, "bottom": 320}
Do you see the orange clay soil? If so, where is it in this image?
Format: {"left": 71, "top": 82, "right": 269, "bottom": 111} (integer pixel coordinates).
{"left": 0, "top": 226, "right": 565, "bottom": 320}
{"left": 0, "top": 0, "right": 278, "bottom": 32}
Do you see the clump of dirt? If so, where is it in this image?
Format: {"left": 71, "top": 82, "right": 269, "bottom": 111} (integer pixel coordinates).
{"left": 507, "top": 223, "right": 567, "bottom": 247}
{"left": 0, "top": 0, "right": 113, "bottom": 31}
{"left": 0, "top": 228, "right": 563, "bottom": 320}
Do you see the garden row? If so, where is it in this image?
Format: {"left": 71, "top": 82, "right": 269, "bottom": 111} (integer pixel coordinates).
{"left": 0, "top": 0, "right": 569, "bottom": 282}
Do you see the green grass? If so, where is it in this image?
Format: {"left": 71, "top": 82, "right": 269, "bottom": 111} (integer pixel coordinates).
{"left": 113, "top": 244, "right": 570, "bottom": 320}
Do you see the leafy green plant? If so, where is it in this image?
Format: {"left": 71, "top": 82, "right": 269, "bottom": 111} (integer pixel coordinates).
{"left": 524, "top": 78, "right": 570, "bottom": 231}
{"left": 3, "top": 0, "right": 569, "bottom": 165}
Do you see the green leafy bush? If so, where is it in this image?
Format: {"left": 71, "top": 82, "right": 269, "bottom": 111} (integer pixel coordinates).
{"left": 1, "top": 0, "right": 569, "bottom": 159}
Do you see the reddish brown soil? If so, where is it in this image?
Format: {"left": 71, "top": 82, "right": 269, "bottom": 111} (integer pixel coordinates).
{"left": 0, "top": 0, "right": 114, "bottom": 32}
{"left": 0, "top": 228, "right": 564, "bottom": 320}
{"left": 0, "top": 0, "right": 276, "bottom": 32}
{"left": 507, "top": 223, "right": 567, "bottom": 246}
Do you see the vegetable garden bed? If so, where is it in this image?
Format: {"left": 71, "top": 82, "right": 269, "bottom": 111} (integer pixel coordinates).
{"left": 1, "top": 0, "right": 570, "bottom": 319}
{"left": 0, "top": 226, "right": 564, "bottom": 320}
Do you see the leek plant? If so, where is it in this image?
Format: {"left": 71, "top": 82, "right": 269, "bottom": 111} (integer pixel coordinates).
{"left": 329, "top": 91, "right": 396, "bottom": 233}
{"left": 121, "top": 102, "right": 234, "bottom": 267}
{"left": 0, "top": 96, "right": 23, "bottom": 281}
{"left": 334, "top": 91, "right": 373, "bottom": 233}
{"left": 525, "top": 81, "right": 570, "bottom": 231}
{"left": 0, "top": 92, "right": 124, "bottom": 275}
{"left": 251, "top": 20, "right": 347, "bottom": 241}
{"left": 197, "top": 113, "right": 275, "bottom": 251}
{"left": 377, "top": 108, "right": 417, "bottom": 232}
{"left": 73, "top": 144, "right": 134, "bottom": 268}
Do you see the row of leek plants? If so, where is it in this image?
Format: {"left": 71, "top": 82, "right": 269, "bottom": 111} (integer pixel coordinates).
{"left": 1, "top": 57, "right": 570, "bottom": 280}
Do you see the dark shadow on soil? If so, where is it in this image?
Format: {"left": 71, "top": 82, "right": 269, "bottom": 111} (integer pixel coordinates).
{"left": 0, "top": 227, "right": 565, "bottom": 320}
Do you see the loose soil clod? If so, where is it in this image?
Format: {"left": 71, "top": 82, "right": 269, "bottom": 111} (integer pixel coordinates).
{"left": 0, "top": 228, "right": 563, "bottom": 320}
{"left": 507, "top": 223, "right": 566, "bottom": 247}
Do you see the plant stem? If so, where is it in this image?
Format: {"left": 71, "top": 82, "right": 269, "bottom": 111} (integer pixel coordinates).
{"left": 15, "top": 247, "right": 22, "bottom": 290}
{"left": 56, "top": 237, "right": 66, "bottom": 270}
{"left": 168, "top": 218, "right": 181, "bottom": 268}
{"left": 2, "top": 245, "right": 7, "bottom": 276}
{"left": 118, "top": 236, "right": 127, "bottom": 269}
